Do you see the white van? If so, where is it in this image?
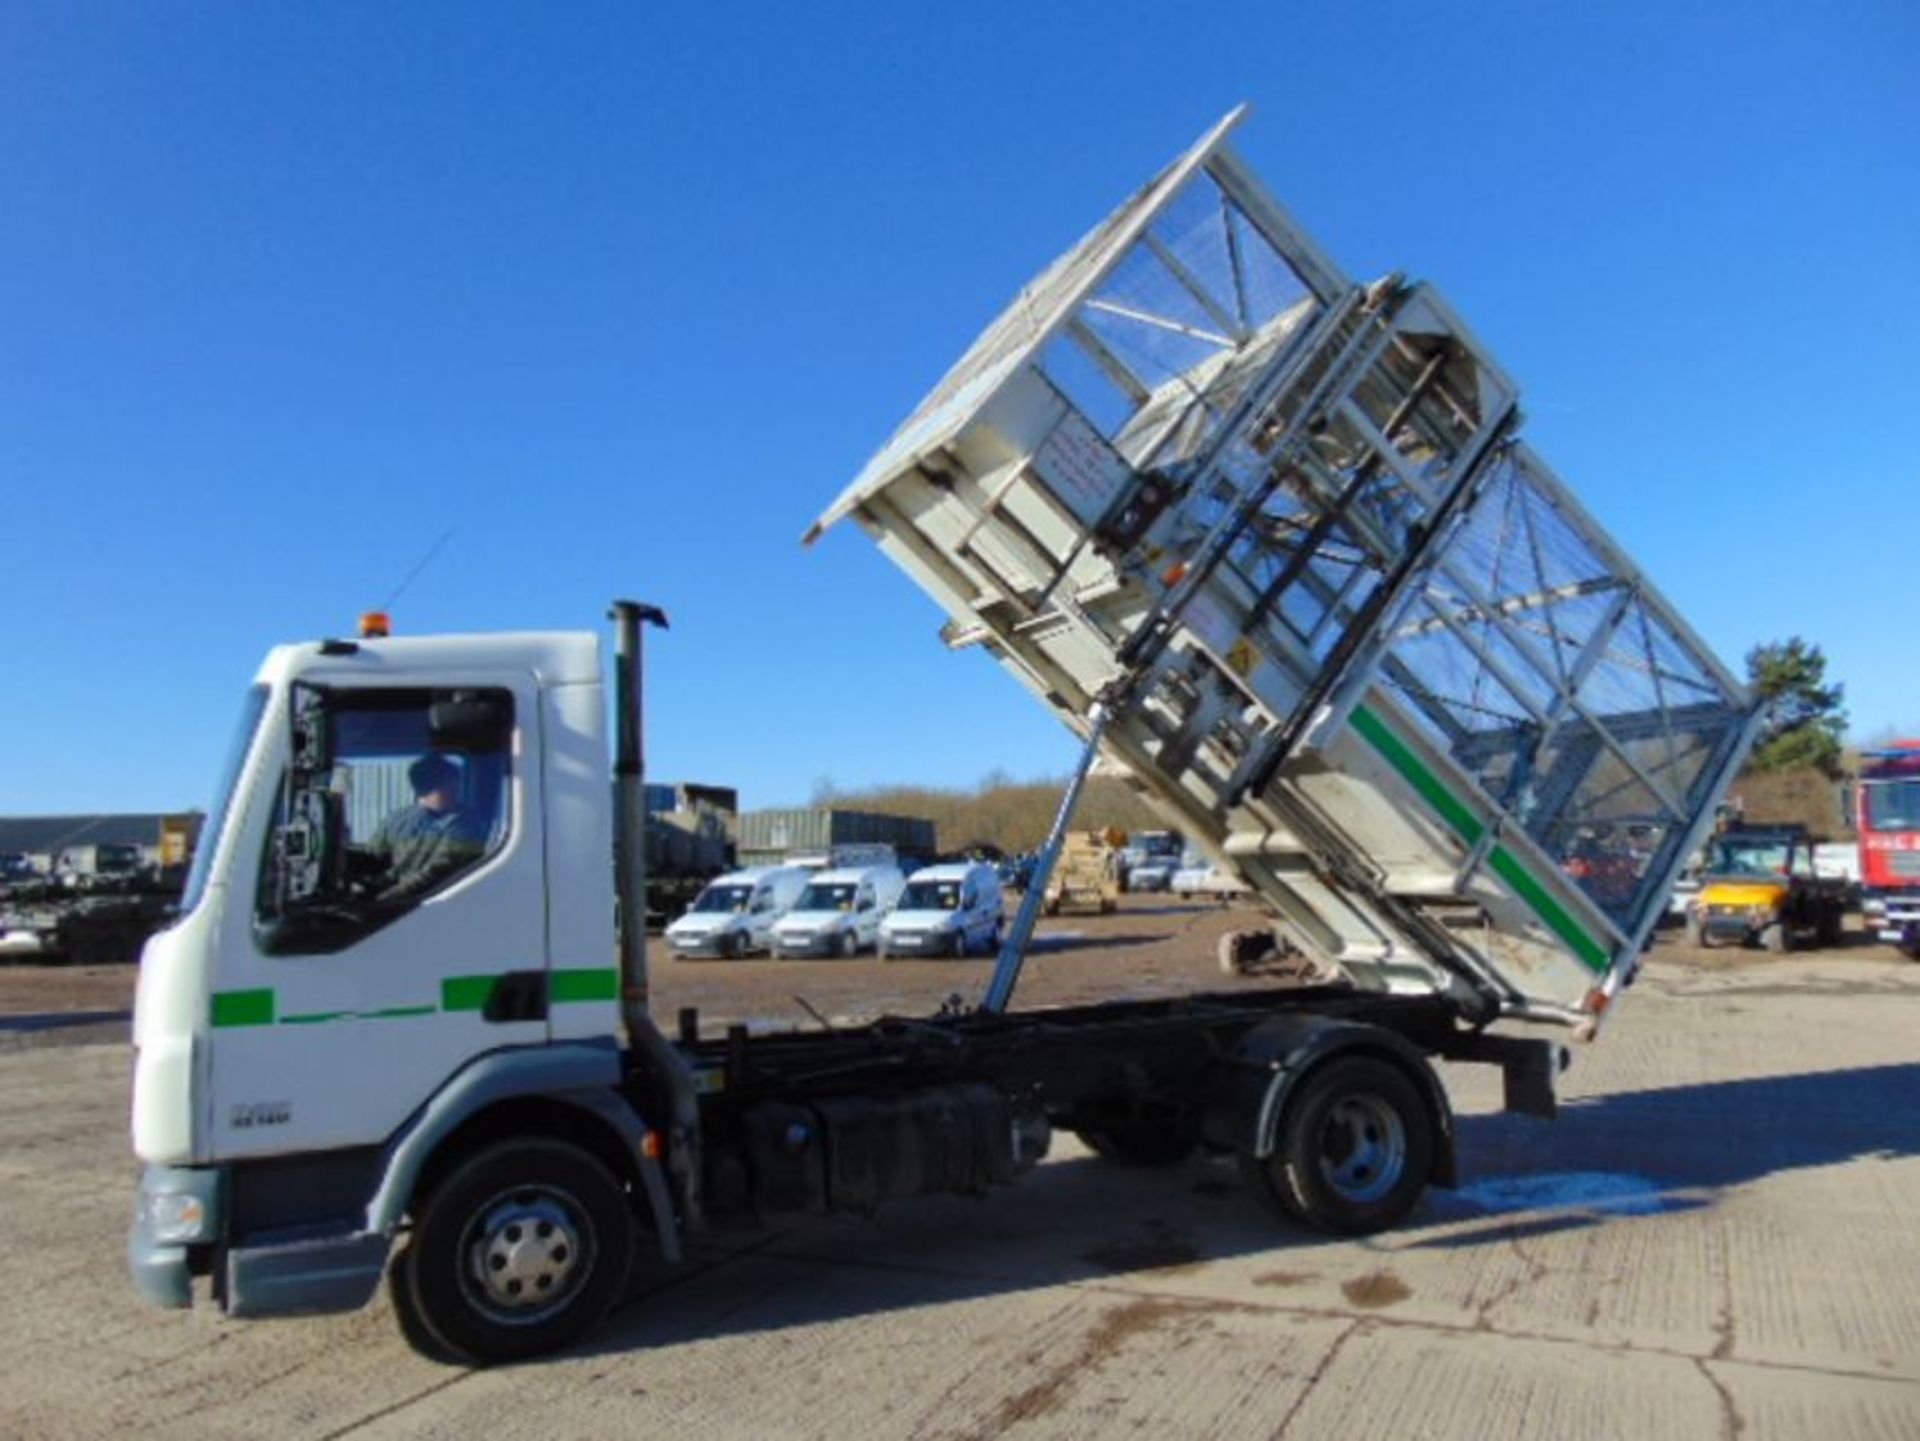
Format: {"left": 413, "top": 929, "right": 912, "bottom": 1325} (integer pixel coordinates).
{"left": 878, "top": 862, "right": 1004, "bottom": 959}
{"left": 769, "top": 865, "right": 907, "bottom": 958}
{"left": 665, "top": 866, "right": 810, "bottom": 959}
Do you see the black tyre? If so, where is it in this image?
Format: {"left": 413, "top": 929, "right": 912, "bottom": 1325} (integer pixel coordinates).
{"left": 1075, "top": 1113, "right": 1199, "bottom": 1167}
{"left": 398, "top": 1139, "right": 634, "bottom": 1365}
{"left": 1242, "top": 1055, "right": 1433, "bottom": 1235}
{"left": 1816, "top": 908, "right": 1844, "bottom": 947}
{"left": 839, "top": 928, "right": 860, "bottom": 959}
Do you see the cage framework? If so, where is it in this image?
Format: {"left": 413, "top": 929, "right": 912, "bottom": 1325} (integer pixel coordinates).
{"left": 812, "top": 108, "right": 1757, "bottom": 1029}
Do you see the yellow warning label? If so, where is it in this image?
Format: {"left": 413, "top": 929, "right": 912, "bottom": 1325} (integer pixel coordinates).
{"left": 1225, "top": 638, "right": 1257, "bottom": 678}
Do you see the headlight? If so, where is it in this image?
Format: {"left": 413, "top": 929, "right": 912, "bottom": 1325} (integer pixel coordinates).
{"left": 144, "top": 1193, "right": 208, "bottom": 1242}
{"left": 1747, "top": 904, "right": 1775, "bottom": 923}
{"left": 138, "top": 1176, "right": 218, "bottom": 1243}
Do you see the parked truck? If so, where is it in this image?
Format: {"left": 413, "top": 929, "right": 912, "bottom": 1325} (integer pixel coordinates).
{"left": 128, "top": 110, "right": 1757, "bottom": 1366}
{"left": 1857, "top": 742, "right": 1920, "bottom": 956}
{"left": 1044, "top": 830, "right": 1122, "bottom": 913}
{"left": 643, "top": 782, "right": 737, "bottom": 930}
{"left": 0, "top": 816, "right": 201, "bottom": 965}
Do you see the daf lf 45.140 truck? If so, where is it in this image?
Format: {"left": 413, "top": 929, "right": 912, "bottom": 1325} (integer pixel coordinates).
{"left": 130, "top": 110, "right": 1757, "bottom": 1365}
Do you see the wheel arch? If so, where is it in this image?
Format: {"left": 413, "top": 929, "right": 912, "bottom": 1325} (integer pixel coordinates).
{"left": 1203, "top": 1016, "right": 1457, "bottom": 1189}
{"left": 366, "top": 1044, "right": 681, "bottom": 1263}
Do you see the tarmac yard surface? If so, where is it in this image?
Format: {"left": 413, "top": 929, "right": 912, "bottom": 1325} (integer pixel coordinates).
{"left": 4, "top": 901, "right": 1919, "bottom": 1439}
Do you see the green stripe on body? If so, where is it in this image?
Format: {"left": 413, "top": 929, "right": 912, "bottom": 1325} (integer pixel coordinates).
{"left": 1349, "top": 703, "right": 1610, "bottom": 976}
{"left": 210, "top": 988, "right": 275, "bottom": 1028}
{"left": 1486, "top": 847, "right": 1612, "bottom": 973}
{"left": 213, "top": 968, "right": 622, "bottom": 1029}
{"left": 551, "top": 967, "right": 619, "bottom": 1003}
{"left": 282, "top": 1005, "right": 438, "bottom": 1024}
{"left": 1349, "top": 705, "right": 1485, "bottom": 845}
{"left": 440, "top": 974, "right": 499, "bottom": 1012}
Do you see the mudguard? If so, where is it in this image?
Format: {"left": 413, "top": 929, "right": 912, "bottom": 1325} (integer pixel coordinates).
{"left": 366, "top": 1042, "right": 681, "bottom": 1263}
{"left": 1201, "top": 1014, "right": 1457, "bottom": 1188}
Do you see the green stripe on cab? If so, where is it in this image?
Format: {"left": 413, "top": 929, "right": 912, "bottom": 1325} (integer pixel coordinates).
{"left": 440, "top": 975, "right": 499, "bottom": 1012}
{"left": 551, "top": 968, "right": 619, "bottom": 1003}
{"left": 211, "top": 989, "right": 275, "bottom": 1028}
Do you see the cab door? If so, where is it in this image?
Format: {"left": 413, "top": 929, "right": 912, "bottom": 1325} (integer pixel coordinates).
{"left": 204, "top": 677, "right": 549, "bottom": 1160}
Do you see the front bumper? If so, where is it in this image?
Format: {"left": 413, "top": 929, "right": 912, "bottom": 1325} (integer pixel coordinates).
{"left": 1698, "top": 904, "right": 1772, "bottom": 942}
{"left": 128, "top": 1165, "right": 221, "bottom": 1310}
{"left": 669, "top": 932, "right": 753, "bottom": 958}
{"left": 128, "top": 1226, "right": 195, "bottom": 1309}
{"left": 130, "top": 1164, "right": 389, "bottom": 1318}
{"left": 882, "top": 931, "right": 958, "bottom": 956}
{"left": 771, "top": 933, "right": 843, "bottom": 958}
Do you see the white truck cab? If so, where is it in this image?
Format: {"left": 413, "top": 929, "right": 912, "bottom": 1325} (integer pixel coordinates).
{"left": 769, "top": 864, "right": 906, "bottom": 957}
{"left": 664, "top": 866, "right": 809, "bottom": 959}
{"left": 128, "top": 629, "right": 660, "bottom": 1342}
{"left": 878, "top": 862, "right": 1005, "bottom": 959}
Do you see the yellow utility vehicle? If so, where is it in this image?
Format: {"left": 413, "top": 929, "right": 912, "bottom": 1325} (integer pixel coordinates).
{"left": 1686, "top": 826, "right": 1846, "bottom": 952}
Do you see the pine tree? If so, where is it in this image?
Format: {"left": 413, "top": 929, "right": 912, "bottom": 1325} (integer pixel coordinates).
{"left": 1745, "top": 638, "right": 1847, "bottom": 776}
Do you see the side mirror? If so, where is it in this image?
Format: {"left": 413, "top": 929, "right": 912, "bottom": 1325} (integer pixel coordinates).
{"left": 271, "top": 786, "right": 342, "bottom": 909}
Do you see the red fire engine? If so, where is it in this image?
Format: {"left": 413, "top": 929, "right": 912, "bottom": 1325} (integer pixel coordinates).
{"left": 1858, "top": 742, "right": 1920, "bottom": 956}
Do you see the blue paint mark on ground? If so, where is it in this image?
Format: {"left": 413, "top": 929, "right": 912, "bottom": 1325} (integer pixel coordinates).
{"left": 1454, "top": 1172, "right": 1674, "bottom": 1216}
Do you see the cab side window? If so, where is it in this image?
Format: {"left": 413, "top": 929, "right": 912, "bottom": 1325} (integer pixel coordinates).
{"left": 257, "top": 686, "right": 513, "bottom": 954}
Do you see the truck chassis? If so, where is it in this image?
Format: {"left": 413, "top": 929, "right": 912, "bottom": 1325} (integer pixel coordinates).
{"left": 375, "top": 983, "right": 1553, "bottom": 1363}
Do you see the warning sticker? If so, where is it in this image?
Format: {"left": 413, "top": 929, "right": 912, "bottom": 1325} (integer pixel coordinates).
{"left": 1225, "top": 638, "right": 1258, "bottom": 678}
{"left": 1033, "top": 412, "right": 1130, "bottom": 525}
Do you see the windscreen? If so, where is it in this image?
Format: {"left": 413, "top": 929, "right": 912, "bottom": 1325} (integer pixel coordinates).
{"left": 1865, "top": 781, "right": 1920, "bottom": 832}
{"left": 796, "top": 883, "right": 857, "bottom": 911}
{"left": 1709, "top": 838, "right": 1794, "bottom": 876}
{"left": 178, "top": 684, "right": 269, "bottom": 915}
{"left": 901, "top": 881, "right": 962, "bottom": 911}
{"left": 691, "top": 885, "right": 754, "bottom": 914}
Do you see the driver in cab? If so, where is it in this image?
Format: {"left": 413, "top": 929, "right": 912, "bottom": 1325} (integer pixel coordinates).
{"left": 368, "top": 754, "right": 486, "bottom": 902}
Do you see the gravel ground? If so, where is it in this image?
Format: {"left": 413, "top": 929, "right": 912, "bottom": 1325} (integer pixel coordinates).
{"left": 3, "top": 900, "right": 1917, "bottom": 1438}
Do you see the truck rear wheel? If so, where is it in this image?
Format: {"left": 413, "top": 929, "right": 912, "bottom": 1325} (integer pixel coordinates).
{"left": 1242, "top": 1056, "right": 1433, "bottom": 1235}
{"left": 398, "top": 1139, "right": 634, "bottom": 1365}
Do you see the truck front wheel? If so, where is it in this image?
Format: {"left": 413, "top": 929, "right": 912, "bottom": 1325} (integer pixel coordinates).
{"left": 398, "top": 1139, "right": 634, "bottom": 1365}
{"left": 1242, "top": 1056, "right": 1434, "bottom": 1235}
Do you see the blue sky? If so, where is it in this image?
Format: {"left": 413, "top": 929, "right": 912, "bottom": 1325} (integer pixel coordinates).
{"left": 2, "top": 3, "right": 1915, "bottom": 816}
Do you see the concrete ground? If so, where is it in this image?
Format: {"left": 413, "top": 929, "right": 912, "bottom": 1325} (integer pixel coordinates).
{"left": 3, "top": 906, "right": 1918, "bottom": 1439}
